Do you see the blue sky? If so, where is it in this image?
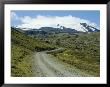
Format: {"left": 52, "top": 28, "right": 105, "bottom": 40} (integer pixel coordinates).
{"left": 11, "top": 10, "right": 100, "bottom": 29}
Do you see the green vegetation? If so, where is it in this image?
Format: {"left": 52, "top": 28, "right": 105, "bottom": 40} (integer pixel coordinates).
{"left": 11, "top": 45, "right": 34, "bottom": 76}
{"left": 11, "top": 28, "right": 56, "bottom": 76}
{"left": 11, "top": 27, "right": 100, "bottom": 77}
{"left": 47, "top": 33, "right": 100, "bottom": 76}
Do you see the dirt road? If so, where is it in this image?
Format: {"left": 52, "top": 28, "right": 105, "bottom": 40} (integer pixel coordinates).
{"left": 33, "top": 50, "right": 93, "bottom": 77}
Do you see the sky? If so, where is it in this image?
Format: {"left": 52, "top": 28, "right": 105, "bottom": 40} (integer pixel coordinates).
{"left": 11, "top": 10, "right": 100, "bottom": 31}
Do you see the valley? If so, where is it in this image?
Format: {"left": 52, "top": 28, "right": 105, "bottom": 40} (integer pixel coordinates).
{"left": 11, "top": 26, "right": 100, "bottom": 77}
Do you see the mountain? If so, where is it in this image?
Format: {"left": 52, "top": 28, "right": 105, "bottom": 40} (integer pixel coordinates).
{"left": 24, "top": 27, "right": 80, "bottom": 37}
{"left": 14, "top": 22, "right": 99, "bottom": 36}
{"left": 55, "top": 23, "right": 99, "bottom": 32}
{"left": 80, "top": 23, "right": 99, "bottom": 32}
{"left": 11, "top": 26, "right": 100, "bottom": 77}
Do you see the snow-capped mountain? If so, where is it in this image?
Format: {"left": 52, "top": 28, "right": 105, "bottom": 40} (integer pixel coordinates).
{"left": 80, "top": 23, "right": 99, "bottom": 32}
{"left": 15, "top": 15, "right": 100, "bottom": 32}
{"left": 38, "top": 22, "right": 99, "bottom": 32}
{"left": 15, "top": 22, "right": 99, "bottom": 36}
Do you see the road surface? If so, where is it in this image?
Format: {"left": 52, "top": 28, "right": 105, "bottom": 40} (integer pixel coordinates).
{"left": 33, "top": 49, "right": 93, "bottom": 77}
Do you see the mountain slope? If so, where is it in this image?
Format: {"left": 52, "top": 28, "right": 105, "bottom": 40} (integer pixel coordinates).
{"left": 11, "top": 27, "right": 100, "bottom": 77}
{"left": 11, "top": 27, "right": 56, "bottom": 76}
{"left": 80, "top": 23, "right": 99, "bottom": 32}
{"left": 17, "top": 22, "right": 99, "bottom": 34}
{"left": 45, "top": 32, "right": 100, "bottom": 76}
{"left": 18, "top": 22, "right": 99, "bottom": 37}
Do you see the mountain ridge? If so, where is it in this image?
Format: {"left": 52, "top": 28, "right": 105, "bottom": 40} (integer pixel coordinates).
{"left": 13, "top": 22, "right": 99, "bottom": 36}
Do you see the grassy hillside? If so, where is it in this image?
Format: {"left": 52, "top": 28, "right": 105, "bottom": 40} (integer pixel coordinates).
{"left": 11, "top": 28, "right": 56, "bottom": 76}
{"left": 11, "top": 27, "right": 100, "bottom": 76}
{"left": 47, "top": 32, "right": 100, "bottom": 76}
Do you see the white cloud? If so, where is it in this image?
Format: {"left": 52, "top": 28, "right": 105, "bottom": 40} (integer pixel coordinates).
{"left": 11, "top": 12, "right": 19, "bottom": 20}
{"left": 13, "top": 14, "right": 99, "bottom": 32}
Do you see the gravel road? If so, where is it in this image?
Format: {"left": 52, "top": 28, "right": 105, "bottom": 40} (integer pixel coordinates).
{"left": 33, "top": 50, "right": 93, "bottom": 77}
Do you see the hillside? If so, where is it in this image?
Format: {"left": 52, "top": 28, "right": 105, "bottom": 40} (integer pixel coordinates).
{"left": 46, "top": 32, "right": 100, "bottom": 76}
{"left": 11, "top": 27, "right": 56, "bottom": 76}
{"left": 11, "top": 27, "right": 100, "bottom": 76}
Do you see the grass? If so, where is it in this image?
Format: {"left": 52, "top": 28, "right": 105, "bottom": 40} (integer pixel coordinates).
{"left": 48, "top": 32, "right": 100, "bottom": 76}
{"left": 11, "top": 45, "right": 35, "bottom": 76}
{"left": 11, "top": 27, "right": 56, "bottom": 77}
{"left": 51, "top": 49, "right": 99, "bottom": 76}
{"left": 11, "top": 27, "right": 100, "bottom": 77}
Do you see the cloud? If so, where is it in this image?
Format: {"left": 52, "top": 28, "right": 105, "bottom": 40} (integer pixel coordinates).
{"left": 12, "top": 13, "right": 99, "bottom": 32}
{"left": 11, "top": 12, "right": 19, "bottom": 20}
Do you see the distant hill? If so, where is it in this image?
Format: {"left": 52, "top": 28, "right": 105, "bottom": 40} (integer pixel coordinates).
{"left": 14, "top": 22, "right": 99, "bottom": 37}
{"left": 24, "top": 27, "right": 79, "bottom": 37}
{"left": 11, "top": 26, "right": 100, "bottom": 76}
